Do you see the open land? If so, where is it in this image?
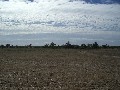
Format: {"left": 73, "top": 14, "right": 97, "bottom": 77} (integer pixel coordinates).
{"left": 0, "top": 48, "right": 120, "bottom": 90}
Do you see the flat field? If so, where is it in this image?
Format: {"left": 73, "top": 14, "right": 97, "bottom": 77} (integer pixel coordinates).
{"left": 0, "top": 48, "right": 120, "bottom": 90}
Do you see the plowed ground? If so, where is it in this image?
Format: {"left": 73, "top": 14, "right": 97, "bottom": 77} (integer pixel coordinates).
{"left": 0, "top": 48, "right": 120, "bottom": 90}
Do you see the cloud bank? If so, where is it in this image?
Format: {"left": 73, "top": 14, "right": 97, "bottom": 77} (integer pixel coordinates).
{"left": 0, "top": 0, "right": 120, "bottom": 45}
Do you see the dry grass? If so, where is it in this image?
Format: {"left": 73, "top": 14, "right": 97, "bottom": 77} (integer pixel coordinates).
{"left": 0, "top": 48, "right": 120, "bottom": 90}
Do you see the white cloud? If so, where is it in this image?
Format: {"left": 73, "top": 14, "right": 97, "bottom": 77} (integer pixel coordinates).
{"left": 0, "top": 0, "right": 120, "bottom": 45}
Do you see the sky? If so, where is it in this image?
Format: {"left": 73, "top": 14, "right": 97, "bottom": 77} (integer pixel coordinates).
{"left": 0, "top": 0, "right": 120, "bottom": 46}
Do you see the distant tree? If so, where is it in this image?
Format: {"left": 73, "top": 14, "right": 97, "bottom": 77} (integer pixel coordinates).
{"left": 81, "top": 44, "right": 87, "bottom": 49}
{"left": 1, "top": 45, "right": 4, "bottom": 49}
{"left": 66, "top": 41, "right": 70, "bottom": 45}
{"left": 29, "top": 44, "right": 32, "bottom": 48}
{"left": 72, "top": 45, "right": 79, "bottom": 49}
{"left": 11, "top": 45, "right": 14, "bottom": 48}
{"left": 44, "top": 44, "right": 49, "bottom": 48}
{"left": 65, "top": 41, "right": 72, "bottom": 48}
{"left": 93, "top": 42, "right": 99, "bottom": 48}
{"left": 102, "top": 44, "right": 109, "bottom": 48}
{"left": 6, "top": 44, "right": 10, "bottom": 48}
{"left": 50, "top": 42, "right": 56, "bottom": 48}
{"left": 15, "top": 45, "right": 18, "bottom": 48}
{"left": 87, "top": 44, "right": 93, "bottom": 48}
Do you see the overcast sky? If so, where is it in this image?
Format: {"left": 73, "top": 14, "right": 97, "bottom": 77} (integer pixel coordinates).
{"left": 0, "top": 0, "right": 120, "bottom": 46}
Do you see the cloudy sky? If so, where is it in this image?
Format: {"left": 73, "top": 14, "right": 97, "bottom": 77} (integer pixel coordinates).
{"left": 0, "top": 0, "right": 120, "bottom": 46}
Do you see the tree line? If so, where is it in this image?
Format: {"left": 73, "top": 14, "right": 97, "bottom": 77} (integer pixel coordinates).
{"left": 0, "top": 41, "right": 120, "bottom": 49}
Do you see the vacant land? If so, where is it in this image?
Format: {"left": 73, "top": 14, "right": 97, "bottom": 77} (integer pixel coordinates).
{"left": 0, "top": 48, "right": 120, "bottom": 90}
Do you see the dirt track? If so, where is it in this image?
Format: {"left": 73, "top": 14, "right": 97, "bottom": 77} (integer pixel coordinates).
{"left": 0, "top": 48, "right": 120, "bottom": 90}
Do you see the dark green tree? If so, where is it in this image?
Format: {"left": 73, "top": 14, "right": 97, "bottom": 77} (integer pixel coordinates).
{"left": 50, "top": 42, "right": 56, "bottom": 48}
{"left": 93, "top": 42, "right": 99, "bottom": 48}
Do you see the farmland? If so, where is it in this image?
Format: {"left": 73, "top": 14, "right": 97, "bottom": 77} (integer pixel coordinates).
{"left": 0, "top": 48, "right": 120, "bottom": 90}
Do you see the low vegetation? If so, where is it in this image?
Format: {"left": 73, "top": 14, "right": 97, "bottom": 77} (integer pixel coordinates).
{"left": 1, "top": 41, "right": 120, "bottom": 49}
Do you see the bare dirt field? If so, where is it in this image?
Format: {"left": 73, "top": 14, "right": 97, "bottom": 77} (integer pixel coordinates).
{"left": 0, "top": 48, "right": 120, "bottom": 90}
